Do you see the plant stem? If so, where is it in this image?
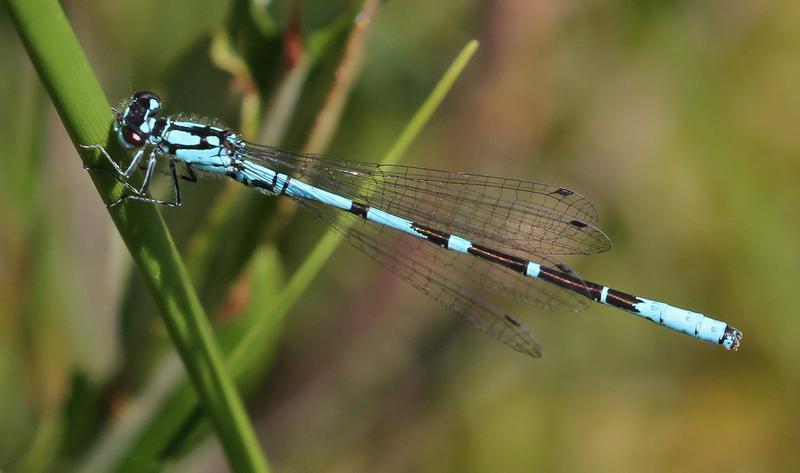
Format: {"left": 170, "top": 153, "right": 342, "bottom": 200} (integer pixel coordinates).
{"left": 7, "top": 1, "right": 269, "bottom": 472}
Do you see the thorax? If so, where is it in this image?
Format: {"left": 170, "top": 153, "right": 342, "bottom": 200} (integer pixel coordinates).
{"left": 155, "top": 119, "right": 243, "bottom": 171}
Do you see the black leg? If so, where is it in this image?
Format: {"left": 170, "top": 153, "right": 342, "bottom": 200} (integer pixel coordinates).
{"left": 106, "top": 155, "right": 183, "bottom": 208}
{"left": 80, "top": 144, "right": 144, "bottom": 178}
{"left": 84, "top": 164, "right": 147, "bottom": 195}
{"left": 136, "top": 151, "right": 159, "bottom": 194}
{"left": 83, "top": 146, "right": 184, "bottom": 209}
{"left": 180, "top": 164, "right": 198, "bottom": 183}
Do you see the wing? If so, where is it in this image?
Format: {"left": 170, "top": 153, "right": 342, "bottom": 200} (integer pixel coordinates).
{"left": 241, "top": 144, "right": 611, "bottom": 258}
{"left": 429, "top": 246, "right": 590, "bottom": 312}
{"left": 294, "top": 196, "right": 544, "bottom": 358}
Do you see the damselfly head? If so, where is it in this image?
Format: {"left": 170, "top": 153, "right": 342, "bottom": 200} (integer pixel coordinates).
{"left": 115, "top": 91, "right": 163, "bottom": 150}
{"left": 130, "top": 91, "right": 162, "bottom": 115}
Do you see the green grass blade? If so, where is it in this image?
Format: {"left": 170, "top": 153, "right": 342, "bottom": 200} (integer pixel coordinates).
{"left": 132, "top": 35, "right": 481, "bottom": 462}
{"left": 228, "top": 38, "right": 481, "bottom": 375}
{"left": 78, "top": 36, "right": 479, "bottom": 471}
{"left": 6, "top": 1, "right": 269, "bottom": 472}
{"left": 382, "top": 39, "right": 480, "bottom": 164}
{"left": 79, "top": 7, "right": 370, "bottom": 469}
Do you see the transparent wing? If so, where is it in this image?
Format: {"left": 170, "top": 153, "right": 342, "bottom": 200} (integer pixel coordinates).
{"left": 432, "top": 247, "right": 590, "bottom": 312}
{"left": 294, "top": 196, "right": 544, "bottom": 358}
{"left": 242, "top": 144, "right": 611, "bottom": 257}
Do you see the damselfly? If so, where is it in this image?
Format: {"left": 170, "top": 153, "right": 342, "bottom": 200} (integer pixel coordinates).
{"left": 82, "top": 91, "right": 742, "bottom": 357}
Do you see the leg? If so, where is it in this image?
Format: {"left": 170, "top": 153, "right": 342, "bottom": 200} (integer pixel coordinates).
{"left": 81, "top": 144, "right": 145, "bottom": 178}
{"left": 135, "top": 151, "right": 159, "bottom": 194}
{"left": 83, "top": 164, "right": 147, "bottom": 196}
{"left": 180, "top": 164, "right": 198, "bottom": 183}
{"left": 107, "top": 157, "right": 183, "bottom": 208}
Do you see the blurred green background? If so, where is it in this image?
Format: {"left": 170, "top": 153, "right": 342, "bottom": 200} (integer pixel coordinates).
{"left": 2, "top": 0, "right": 799, "bottom": 472}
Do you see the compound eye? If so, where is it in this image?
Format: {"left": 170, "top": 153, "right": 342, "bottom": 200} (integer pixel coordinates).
{"left": 122, "top": 126, "right": 146, "bottom": 147}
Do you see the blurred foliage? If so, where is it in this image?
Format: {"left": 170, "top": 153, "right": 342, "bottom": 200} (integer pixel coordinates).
{"left": 2, "top": 0, "right": 800, "bottom": 472}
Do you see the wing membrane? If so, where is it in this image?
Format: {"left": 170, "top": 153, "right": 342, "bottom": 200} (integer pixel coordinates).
{"left": 242, "top": 144, "right": 611, "bottom": 258}
{"left": 295, "top": 196, "right": 544, "bottom": 357}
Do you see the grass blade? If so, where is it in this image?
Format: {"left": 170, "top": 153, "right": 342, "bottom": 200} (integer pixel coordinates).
{"left": 7, "top": 1, "right": 269, "bottom": 471}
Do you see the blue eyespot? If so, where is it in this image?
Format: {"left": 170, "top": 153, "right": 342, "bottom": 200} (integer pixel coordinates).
{"left": 132, "top": 91, "right": 161, "bottom": 114}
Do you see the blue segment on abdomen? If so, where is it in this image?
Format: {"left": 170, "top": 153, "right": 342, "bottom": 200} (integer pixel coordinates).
{"left": 599, "top": 286, "right": 609, "bottom": 303}
{"left": 282, "top": 177, "right": 425, "bottom": 240}
{"left": 366, "top": 208, "right": 421, "bottom": 237}
{"left": 447, "top": 235, "right": 472, "bottom": 253}
{"left": 633, "top": 297, "right": 726, "bottom": 344}
{"left": 237, "top": 162, "right": 278, "bottom": 190}
{"left": 284, "top": 179, "right": 353, "bottom": 211}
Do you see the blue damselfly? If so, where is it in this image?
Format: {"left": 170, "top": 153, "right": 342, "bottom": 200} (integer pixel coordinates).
{"left": 82, "top": 91, "right": 742, "bottom": 357}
